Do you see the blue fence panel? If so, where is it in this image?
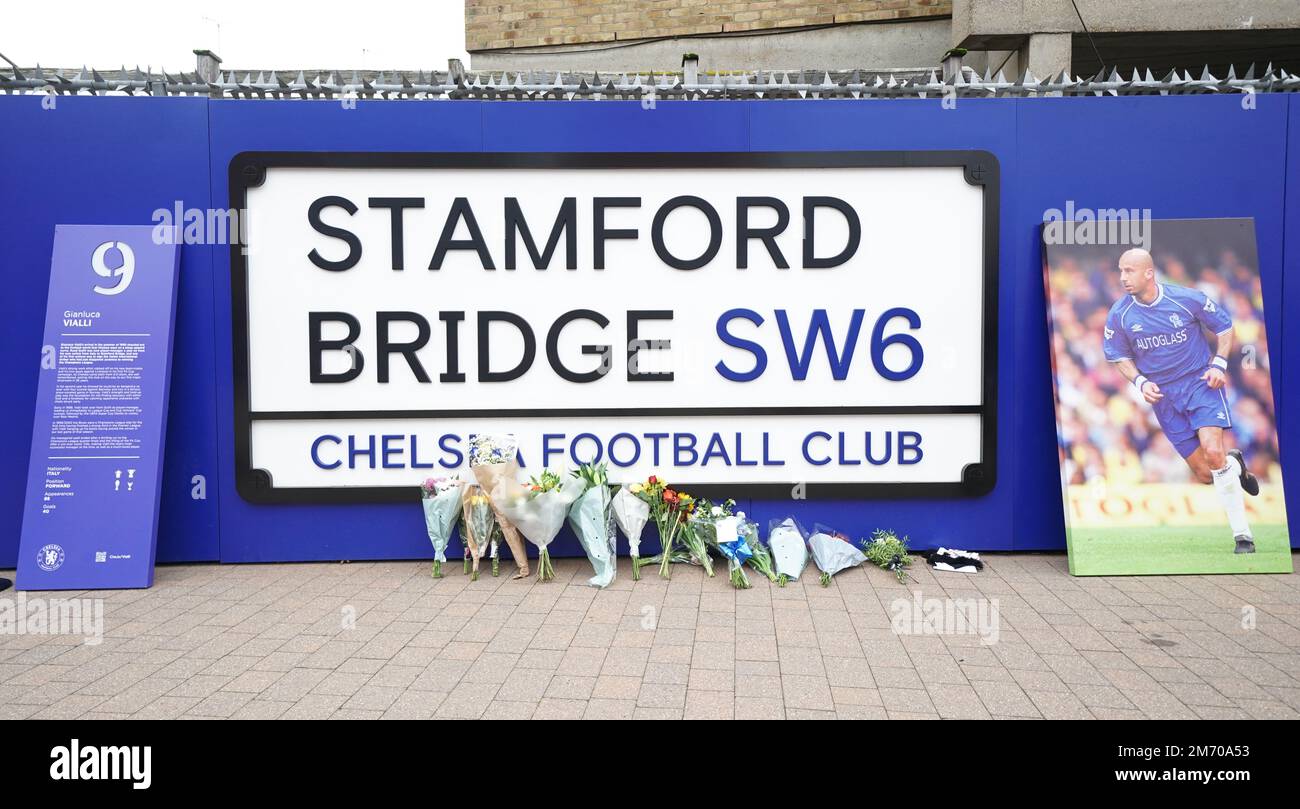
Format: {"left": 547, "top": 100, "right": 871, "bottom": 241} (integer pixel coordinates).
{"left": 1, "top": 94, "right": 1294, "bottom": 568}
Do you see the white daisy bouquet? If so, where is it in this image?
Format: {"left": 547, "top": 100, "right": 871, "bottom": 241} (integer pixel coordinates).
{"left": 611, "top": 484, "right": 650, "bottom": 581}
{"left": 420, "top": 475, "right": 464, "bottom": 578}
{"left": 469, "top": 433, "right": 530, "bottom": 579}
{"left": 568, "top": 462, "right": 617, "bottom": 588}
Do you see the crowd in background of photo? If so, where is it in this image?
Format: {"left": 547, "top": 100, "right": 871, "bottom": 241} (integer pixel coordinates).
{"left": 1046, "top": 238, "right": 1280, "bottom": 488}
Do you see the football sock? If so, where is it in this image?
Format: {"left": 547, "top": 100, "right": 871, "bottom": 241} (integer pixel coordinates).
{"left": 1213, "top": 455, "right": 1252, "bottom": 538}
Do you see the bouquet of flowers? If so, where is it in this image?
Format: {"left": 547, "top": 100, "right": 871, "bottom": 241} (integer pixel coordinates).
{"left": 420, "top": 475, "right": 464, "bottom": 578}
{"left": 492, "top": 468, "right": 584, "bottom": 582}
{"left": 701, "top": 505, "right": 752, "bottom": 589}
{"left": 634, "top": 476, "right": 697, "bottom": 580}
{"left": 568, "top": 463, "right": 617, "bottom": 588}
{"left": 689, "top": 499, "right": 734, "bottom": 546}
{"left": 469, "top": 434, "right": 530, "bottom": 579}
{"left": 861, "top": 528, "right": 913, "bottom": 583}
{"left": 767, "top": 516, "right": 809, "bottom": 587}
{"left": 808, "top": 523, "right": 867, "bottom": 586}
{"left": 738, "top": 512, "right": 777, "bottom": 583}
{"left": 611, "top": 484, "right": 650, "bottom": 581}
{"left": 460, "top": 485, "right": 496, "bottom": 581}
{"left": 687, "top": 499, "right": 741, "bottom": 579}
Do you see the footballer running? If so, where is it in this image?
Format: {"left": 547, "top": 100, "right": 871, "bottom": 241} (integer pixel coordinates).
{"left": 1103, "top": 247, "right": 1260, "bottom": 554}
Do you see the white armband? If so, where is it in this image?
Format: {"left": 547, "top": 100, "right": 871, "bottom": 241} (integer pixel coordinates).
{"left": 1211, "top": 356, "right": 1228, "bottom": 371}
{"left": 1133, "top": 375, "right": 1149, "bottom": 392}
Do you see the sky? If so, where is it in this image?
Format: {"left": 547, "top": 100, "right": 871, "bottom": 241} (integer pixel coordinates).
{"left": 4, "top": 0, "right": 469, "bottom": 73}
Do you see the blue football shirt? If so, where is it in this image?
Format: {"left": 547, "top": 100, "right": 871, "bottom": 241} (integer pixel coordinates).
{"left": 1103, "top": 282, "right": 1234, "bottom": 384}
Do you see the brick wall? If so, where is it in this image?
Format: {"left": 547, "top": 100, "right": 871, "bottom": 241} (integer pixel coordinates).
{"left": 465, "top": 1, "right": 952, "bottom": 51}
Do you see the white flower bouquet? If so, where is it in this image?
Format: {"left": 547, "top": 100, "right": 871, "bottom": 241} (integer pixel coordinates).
{"left": 420, "top": 475, "right": 464, "bottom": 578}
{"left": 767, "top": 516, "right": 809, "bottom": 587}
{"left": 491, "top": 468, "right": 584, "bottom": 582}
{"left": 469, "top": 433, "right": 530, "bottom": 579}
{"left": 688, "top": 499, "right": 738, "bottom": 585}
{"left": 611, "top": 485, "right": 650, "bottom": 581}
{"left": 808, "top": 523, "right": 867, "bottom": 586}
{"left": 567, "top": 463, "right": 617, "bottom": 588}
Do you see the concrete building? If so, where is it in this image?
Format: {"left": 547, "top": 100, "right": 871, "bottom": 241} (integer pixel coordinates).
{"left": 466, "top": 1, "right": 1300, "bottom": 78}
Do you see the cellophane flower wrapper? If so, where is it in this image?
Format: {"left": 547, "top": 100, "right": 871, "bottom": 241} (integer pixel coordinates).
{"left": 808, "top": 523, "right": 867, "bottom": 586}
{"left": 611, "top": 486, "right": 649, "bottom": 579}
{"left": 740, "top": 518, "right": 777, "bottom": 582}
{"left": 767, "top": 516, "right": 809, "bottom": 585}
{"left": 460, "top": 485, "right": 497, "bottom": 581}
{"left": 568, "top": 484, "right": 616, "bottom": 588}
{"left": 468, "top": 433, "right": 529, "bottom": 576}
{"left": 492, "top": 471, "right": 584, "bottom": 581}
{"left": 420, "top": 476, "right": 464, "bottom": 578}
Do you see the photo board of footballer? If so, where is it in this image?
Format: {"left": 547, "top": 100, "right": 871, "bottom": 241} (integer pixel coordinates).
{"left": 1043, "top": 218, "right": 1292, "bottom": 575}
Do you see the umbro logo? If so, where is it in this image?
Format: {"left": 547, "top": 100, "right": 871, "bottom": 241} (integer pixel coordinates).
{"left": 1217, "top": 411, "right": 1227, "bottom": 420}
{"left": 1131, "top": 323, "right": 1144, "bottom": 332}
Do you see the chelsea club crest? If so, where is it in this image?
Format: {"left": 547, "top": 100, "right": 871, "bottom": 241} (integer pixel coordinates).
{"left": 36, "top": 544, "right": 65, "bottom": 572}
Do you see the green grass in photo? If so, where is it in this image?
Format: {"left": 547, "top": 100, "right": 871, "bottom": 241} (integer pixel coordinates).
{"left": 1066, "top": 523, "right": 1294, "bottom": 576}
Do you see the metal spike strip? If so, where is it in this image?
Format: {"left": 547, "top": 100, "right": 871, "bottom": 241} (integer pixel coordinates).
{"left": 2, "top": 65, "right": 1298, "bottom": 99}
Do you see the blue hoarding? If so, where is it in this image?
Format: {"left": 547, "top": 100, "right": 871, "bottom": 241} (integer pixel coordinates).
{"left": 0, "top": 94, "right": 1294, "bottom": 567}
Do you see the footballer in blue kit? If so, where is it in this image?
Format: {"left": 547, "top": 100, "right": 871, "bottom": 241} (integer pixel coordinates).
{"left": 1103, "top": 248, "right": 1261, "bottom": 553}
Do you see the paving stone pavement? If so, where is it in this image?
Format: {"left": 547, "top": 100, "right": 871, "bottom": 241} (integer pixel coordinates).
{"left": 2, "top": 553, "right": 1298, "bottom": 720}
